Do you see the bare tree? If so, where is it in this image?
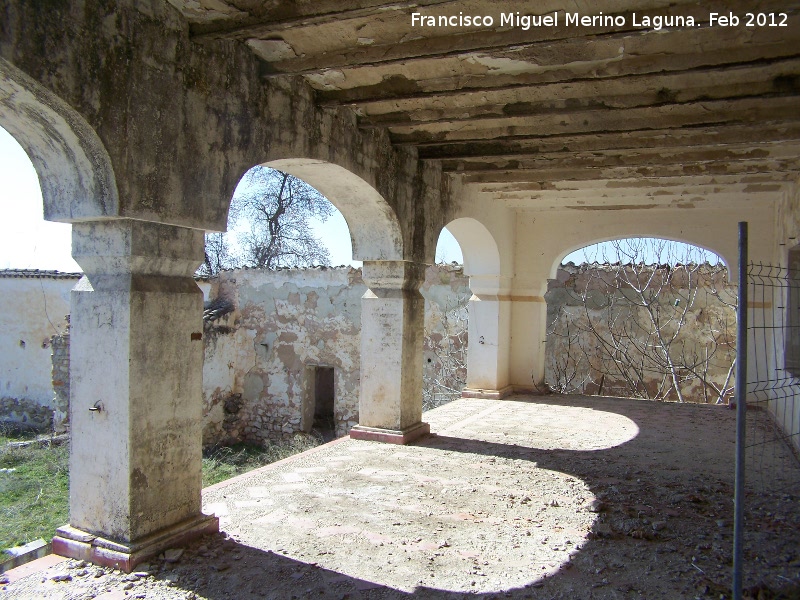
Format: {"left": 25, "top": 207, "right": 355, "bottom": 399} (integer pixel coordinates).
{"left": 423, "top": 298, "right": 469, "bottom": 411}
{"left": 547, "top": 239, "right": 737, "bottom": 403}
{"left": 200, "top": 167, "right": 334, "bottom": 275}
{"left": 199, "top": 232, "right": 237, "bottom": 277}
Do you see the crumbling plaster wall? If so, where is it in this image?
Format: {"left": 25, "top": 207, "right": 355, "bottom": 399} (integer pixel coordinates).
{"left": 202, "top": 267, "right": 364, "bottom": 444}
{"left": 0, "top": 272, "right": 77, "bottom": 430}
{"left": 201, "top": 265, "right": 470, "bottom": 446}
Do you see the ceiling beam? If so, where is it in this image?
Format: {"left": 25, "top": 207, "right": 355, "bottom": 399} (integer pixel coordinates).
{"left": 455, "top": 159, "right": 800, "bottom": 184}
{"left": 189, "top": 0, "right": 456, "bottom": 39}
{"left": 314, "top": 25, "right": 799, "bottom": 103}
{"left": 440, "top": 142, "right": 800, "bottom": 172}
{"left": 416, "top": 122, "right": 800, "bottom": 159}
{"left": 388, "top": 96, "right": 800, "bottom": 144}
{"left": 353, "top": 58, "right": 800, "bottom": 128}
{"left": 246, "top": 0, "right": 799, "bottom": 76}
{"left": 461, "top": 172, "right": 797, "bottom": 187}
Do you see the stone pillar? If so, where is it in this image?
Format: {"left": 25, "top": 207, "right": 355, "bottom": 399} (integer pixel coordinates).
{"left": 508, "top": 287, "right": 549, "bottom": 392}
{"left": 350, "top": 260, "right": 430, "bottom": 444}
{"left": 52, "top": 219, "right": 218, "bottom": 572}
{"left": 461, "top": 275, "right": 513, "bottom": 399}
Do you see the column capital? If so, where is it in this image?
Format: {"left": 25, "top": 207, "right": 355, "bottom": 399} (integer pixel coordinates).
{"left": 361, "top": 260, "right": 426, "bottom": 293}
{"left": 468, "top": 274, "right": 512, "bottom": 297}
{"left": 72, "top": 219, "right": 204, "bottom": 284}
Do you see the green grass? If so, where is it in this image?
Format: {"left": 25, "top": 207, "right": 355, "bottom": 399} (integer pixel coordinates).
{"left": 0, "top": 429, "right": 321, "bottom": 553}
{"left": 0, "top": 430, "right": 69, "bottom": 553}
{"left": 202, "top": 434, "right": 321, "bottom": 487}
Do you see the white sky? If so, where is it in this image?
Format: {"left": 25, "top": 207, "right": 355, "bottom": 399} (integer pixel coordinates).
{"left": 0, "top": 127, "right": 80, "bottom": 272}
{"left": 0, "top": 126, "right": 464, "bottom": 272}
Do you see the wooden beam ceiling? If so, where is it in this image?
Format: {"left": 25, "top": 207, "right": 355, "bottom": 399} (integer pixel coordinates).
{"left": 173, "top": 0, "right": 800, "bottom": 198}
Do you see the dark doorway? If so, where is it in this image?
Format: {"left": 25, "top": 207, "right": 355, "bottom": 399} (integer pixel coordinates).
{"left": 313, "top": 367, "right": 335, "bottom": 441}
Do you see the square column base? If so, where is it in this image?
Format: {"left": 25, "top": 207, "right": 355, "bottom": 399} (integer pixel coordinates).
{"left": 461, "top": 385, "right": 514, "bottom": 400}
{"left": 349, "top": 422, "right": 430, "bottom": 444}
{"left": 52, "top": 513, "right": 218, "bottom": 572}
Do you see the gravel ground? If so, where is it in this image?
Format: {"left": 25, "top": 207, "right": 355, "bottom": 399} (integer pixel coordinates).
{"left": 3, "top": 395, "right": 799, "bottom": 599}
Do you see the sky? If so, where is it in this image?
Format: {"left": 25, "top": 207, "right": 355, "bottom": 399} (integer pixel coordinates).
{"left": 0, "top": 127, "right": 80, "bottom": 272}
{"left": 0, "top": 126, "right": 463, "bottom": 272}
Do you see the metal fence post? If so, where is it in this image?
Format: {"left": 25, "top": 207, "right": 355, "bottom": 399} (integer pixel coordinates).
{"left": 733, "top": 221, "right": 748, "bottom": 600}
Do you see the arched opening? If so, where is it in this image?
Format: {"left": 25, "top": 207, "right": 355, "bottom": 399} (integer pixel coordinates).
{"left": 199, "top": 165, "right": 359, "bottom": 275}
{"left": 0, "top": 126, "right": 79, "bottom": 272}
{"left": 434, "top": 226, "right": 463, "bottom": 265}
{"left": 560, "top": 236, "right": 728, "bottom": 269}
{"left": 199, "top": 162, "right": 407, "bottom": 447}
{"left": 422, "top": 226, "right": 469, "bottom": 410}
{"left": 0, "top": 124, "right": 76, "bottom": 551}
{"left": 0, "top": 57, "right": 118, "bottom": 222}
{"left": 263, "top": 159, "right": 403, "bottom": 262}
{"left": 429, "top": 219, "right": 511, "bottom": 400}
{"left": 445, "top": 217, "right": 500, "bottom": 276}
{"left": 546, "top": 237, "right": 737, "bottom": 403}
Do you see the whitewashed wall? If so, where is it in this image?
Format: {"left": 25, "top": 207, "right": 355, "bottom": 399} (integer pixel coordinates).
{"left": 0, "top": 271, "right": 78, "bottom": 429}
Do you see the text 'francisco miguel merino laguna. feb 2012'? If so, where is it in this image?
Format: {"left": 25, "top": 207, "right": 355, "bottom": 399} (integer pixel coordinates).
{"left": 410, "top": 11, "right": 789, "bottom": 30}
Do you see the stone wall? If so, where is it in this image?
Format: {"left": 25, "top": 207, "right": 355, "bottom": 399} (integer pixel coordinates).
{"left": 50, "top": 323, "right": 70, "bottom": 432}
{"left": 200, "top": 264, "right": 470, "bottom": 446}
{"left": 0, "top": 271, "right": 77, "bottom": 431}
{"left": 545, "top": 263, "right": 738, "bottom": 402}
{"left": 0, "top": 264, "right": 739, "bottom": 443}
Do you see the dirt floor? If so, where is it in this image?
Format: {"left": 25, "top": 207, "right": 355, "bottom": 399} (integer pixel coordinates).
{"left": 3, "top": 394, "right": 800, "bottom": 599}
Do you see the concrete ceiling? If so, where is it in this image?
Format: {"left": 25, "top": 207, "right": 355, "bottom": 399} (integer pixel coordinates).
{"left": 170, "top": 0, "right": 800, "bottom": 210}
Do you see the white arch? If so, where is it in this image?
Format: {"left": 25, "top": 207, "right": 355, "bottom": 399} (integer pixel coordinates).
{"left": 0, "top": 57, "right": 118, "bottom": 222}
{"left": 264, "top": 158, "right": 403, "bottom": 261}
{"left": 444, "top": 217, "right": 501, "bottom": 276}
{"left": 551, "top": 235, "right": 733, "bottom": 280}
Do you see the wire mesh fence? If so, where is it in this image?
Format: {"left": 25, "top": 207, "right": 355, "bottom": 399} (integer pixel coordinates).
{"left": 746, "top": 262, "right": 800, "bottom": 495}
{"left": 734, "top": 258, "right": 800, "bottom": 598}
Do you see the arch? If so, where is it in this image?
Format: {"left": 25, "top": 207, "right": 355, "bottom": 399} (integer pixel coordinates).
{"left": 263, "top": 158, "right": 402, "bottom": 261}
{"left": 550, "top": 234, "right": 733, "bottom": 280}
{"left": 444, "top": 217, "right": 501, "bottom": 277}
{"left": 0, "top": 57, "right": 118, "bottom": 222}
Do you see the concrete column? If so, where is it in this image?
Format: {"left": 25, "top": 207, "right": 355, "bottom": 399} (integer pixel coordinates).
{"left": 508, "top": 287, "right": 549, "bottom": 392}
{"left": 53, "top": 220, "right": 218, "bottom": 571}
{"left": 461, "top": 275, "right": 513, "bottom": 399}
{"left": 350, "top": 260, "right": 430, "bottom": 444}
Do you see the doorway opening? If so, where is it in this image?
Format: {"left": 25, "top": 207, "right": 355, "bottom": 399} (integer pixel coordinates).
{"left": 311, "top": 366, "right": 335, "bottom": 441}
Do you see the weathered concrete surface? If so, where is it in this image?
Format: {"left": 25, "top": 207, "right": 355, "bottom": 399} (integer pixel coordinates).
{"left": 59, "top": 219, "right": 217, "bottom": 565}
{"left": 200, "top": 264, "right": 471, "bottom": 445}
{"left": 6, "top": 395, "right": 799, "bottom": 598}
{"left": 50, "top": 325, "right": 70, "bottom": 432}
{"left": 773, "top": 180, "right": 800, "bottom": 450}
{"left": 202, "top": 267, "right": 365, "bottom": 443}
{"left": 0, "top": 1, "right": 448, "bottom": 262}
{"left": 351, "top": 260, "right": 429, "bottom": 442}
